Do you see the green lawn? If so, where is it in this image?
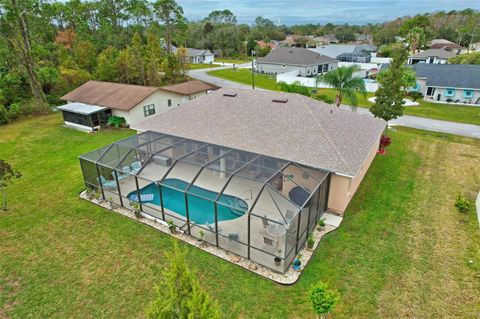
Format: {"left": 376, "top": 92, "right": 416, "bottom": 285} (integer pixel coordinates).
{"left": 188, "top": 63, "right": 221, "bottom": 70}
{"left": 214, "top": 58, "right": 251, "bottom": 64}
{"left": 1, "top": 114, "right": 479, "bottom": 318}
{"left": 207, "top": 68, "right": 480, "bottom": 126}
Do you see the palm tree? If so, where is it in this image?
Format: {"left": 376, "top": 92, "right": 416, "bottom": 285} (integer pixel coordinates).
{"left": 278, "top": 81, "right": 311, "bottom": 97}
{"left": 406, "top": 27, "right": 426, "bottom": 54}
{"left": 315, "top": 65, "right": 366, "bottom": 109}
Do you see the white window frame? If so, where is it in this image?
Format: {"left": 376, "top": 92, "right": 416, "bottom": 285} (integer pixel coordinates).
{"left": 143, "top": 104, "right": 155, "bottom": 117}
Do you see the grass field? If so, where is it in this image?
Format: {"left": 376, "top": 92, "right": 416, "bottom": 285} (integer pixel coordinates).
{"left": 188, "top": 63, "right": 221, "bottom": 70}
{"left": 207, "top": 68, "right": 480, "bottom": 126}
{"left": 1, "top": 114, "right": 479, "bottom": 318}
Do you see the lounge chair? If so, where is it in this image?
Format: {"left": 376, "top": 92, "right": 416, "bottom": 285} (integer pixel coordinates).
{"left": 263, "top": 236, "right": 277, "bottom": 246}
{"left": 122, "top": 166, "right": 132, "bottom": 174}
{"left": 131, "top": 161, "right": 142, "bottom": 174}
{"left": 98, "top": 176, "right": 117, "bottom": 189}
{"left": 111, "top": 171, "right": 127, "bottom": 181}
{"left": 129, "top": 193, "right": 154, "bottom": 202}
{"left": 228, "top": 233, "right": 240, "bottom": 241}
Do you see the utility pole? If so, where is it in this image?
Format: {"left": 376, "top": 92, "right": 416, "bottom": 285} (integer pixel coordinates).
{"left": 251, "top": 50, "right": 256, "bottom": 90}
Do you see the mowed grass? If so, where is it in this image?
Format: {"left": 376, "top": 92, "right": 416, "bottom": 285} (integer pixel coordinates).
{"left": 1, "top": 113, "right": 479, "bottom": 318}
{"left": 214, "top": 58, "right": 251, "bottom": 64}
{"left": 188, "top": 63, "right": 221, "bottom": 70}
{"left": 208, "top": 68, "right": 480, "bottom": 125}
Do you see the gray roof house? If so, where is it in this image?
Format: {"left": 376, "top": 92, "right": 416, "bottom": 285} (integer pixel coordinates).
{"left": 309, "top": 44, "right": 376, "bottom": 63}
{"left": 184, "top": 48, "right": 214, "bottom": 64}
{"left": 407, "top": 49, "right": 457, "bottom": 65}
{"left": 411, "top": 64, "right": 480, "bottom": 104}
{"left": 256, "top": 47, "right": 338, "bottom": 77}
{"left": 79, "top": 88, "right": 385, "bottom": 273}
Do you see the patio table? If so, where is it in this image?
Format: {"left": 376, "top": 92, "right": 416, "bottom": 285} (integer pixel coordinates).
{"left": 266, "top": 223, "right": 286, "bottom": 237}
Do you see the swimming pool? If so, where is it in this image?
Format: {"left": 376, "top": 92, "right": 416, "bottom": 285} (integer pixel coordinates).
{"left": 128, "top": 178, "right": 248, "bottom": 224}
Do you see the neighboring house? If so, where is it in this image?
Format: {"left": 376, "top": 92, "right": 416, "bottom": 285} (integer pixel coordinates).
{"left": 256, "top": 40, "right": 278, "bottom": 50}
{"left": 312, "top": 34, "right": 340, "bottom": 46}
{"left": 280, "top": 35, "right": 314, "bottom": 47}
{"left": 407, "top": 48, "right": 457, "bottom": 64}
{"left": 411, "top": 64, "right": 480, "bottom": 104}
{"left": 469, "top": 42, "right": 480, "bottom": 52}
{"left": 309, "top": 44, "right": 376, "bottom": 63}
{"left": 59, "top": 80, "right": 217, "bottom": 131}
{"left": 429, "top": 39, "right": 467, "bottom": 54}
{"left": 355, "top": 33, "right": 373, "bottom": 43}
{"left": 256, "top": 47, "right": 338, "bottom": 77}
{"left": 184, "top": 48, "right": 214, "bottom": 64}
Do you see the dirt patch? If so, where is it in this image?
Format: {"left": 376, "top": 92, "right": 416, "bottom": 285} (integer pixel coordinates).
{"left": 0, "top": 277, "right": 21, "bottom": 319}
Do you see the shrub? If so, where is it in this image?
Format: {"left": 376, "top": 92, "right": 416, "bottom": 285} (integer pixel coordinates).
{"left": 107, "top": 115, "right": 126, "bottom": 128}
{"left": 407, "top": 91, "right": 423, "bottom": 102}
{"left": 307, "top": 234, "right": 315, "bottom": 249}
{"left": 318, "top": 218, "right": 326, "bottom": 228}
{"left": 454, "top": 194, "right": 472, "bottom": 212}
{"left": 310, "top": 282, "right": 340, "bottom": 318}
{"left": 315, "top": 94, "right": 334, "bottom": 104}
{"left": 380, "top": 135, "right": 392, "bottom": 149}
{"left": 0, "top": 105, "right": 8, "bottom": 124}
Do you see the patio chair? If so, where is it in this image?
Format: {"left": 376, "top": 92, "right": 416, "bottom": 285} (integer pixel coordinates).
{"left": 111, "top": 171, "right": 127, "bottom": 181}
{"left": 263, "top": 236, "right": 278, "bottom": 246}
{"left": 122, "top": 166, "right": 132, "bottom": 174}
{"left": 262, "top": 215, "right": 269, "bottom": 228}
{"left": 228, "top": 233, "right": 240, "bottom": 241}
{"left": 131, "top": 161, "right": 142, "bottom": 174}
{"left": 98, "top": 176, "right": 117, "bottom": 189}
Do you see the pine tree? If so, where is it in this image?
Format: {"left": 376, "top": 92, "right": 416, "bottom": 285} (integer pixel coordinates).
{"left": 370, "top": 49, "right": 408, "bottom": 128}
{"left": 145, "top": 241, "right": 221, "bottom": 319}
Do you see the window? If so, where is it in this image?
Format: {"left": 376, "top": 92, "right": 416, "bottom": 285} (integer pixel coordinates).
{"left": 167, "top": 99, "right": 172, "bottom": 107}
{"left": 282, "top": 65, "right": 286, "bottom": 68}
{"left": 143, "top": 104, "right": 155, "bottom": 117}
{"left": 444, "top": 88, "right": 455, "bottom": 97}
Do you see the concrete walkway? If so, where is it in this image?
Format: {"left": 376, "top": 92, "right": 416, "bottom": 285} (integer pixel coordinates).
{"left": 189, "top": 65, "right": 480, "bottom": 139}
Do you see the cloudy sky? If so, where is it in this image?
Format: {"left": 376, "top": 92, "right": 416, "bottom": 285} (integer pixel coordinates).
{"left": 176, "top": 0, "right": 480, "bottom": 25}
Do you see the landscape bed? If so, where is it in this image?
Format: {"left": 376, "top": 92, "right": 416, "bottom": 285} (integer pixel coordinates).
{"left": 0, "top": 113, "right": 479, "bottom": 318}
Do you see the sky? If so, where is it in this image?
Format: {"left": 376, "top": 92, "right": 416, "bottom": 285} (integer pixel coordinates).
{"left": 176, "top": 0, "right": 480, "bottom": 25}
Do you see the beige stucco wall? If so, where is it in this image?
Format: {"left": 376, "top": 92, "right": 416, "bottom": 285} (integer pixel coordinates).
{"left": 112, "top": 90, "right": 209, "bottom": 126}
{"left": 327, "top": 139, "right": 380, "bottom": 214}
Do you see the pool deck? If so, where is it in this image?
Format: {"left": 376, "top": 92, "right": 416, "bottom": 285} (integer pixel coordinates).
{"left": 80, "top": 190, "right": 342, "bottom": 284}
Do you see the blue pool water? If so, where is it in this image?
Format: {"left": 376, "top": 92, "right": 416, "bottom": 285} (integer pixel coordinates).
{"left": 128, "top": 178, "right": 248, "bottom": 224}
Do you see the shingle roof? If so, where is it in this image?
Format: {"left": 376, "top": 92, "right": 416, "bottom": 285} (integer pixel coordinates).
{"left": 61, "top": 81, "right": 159, "bottom": 111}
{"left": 160, "top": 80, "right": 218, "bottom": 95}
{"left": 186, "top": 48, "right": 214, "bottom": 57}
{"left": 412, "top": 64, "right": 480, "bottom": 89}
{"left": 410, "top": 49, "right": 456, "bottom": 59}
{"left": 132, "top": 88, "right": 386, "bottom": 177}
{"left": 257, "top": 47, "right": 337, "bottom": 66}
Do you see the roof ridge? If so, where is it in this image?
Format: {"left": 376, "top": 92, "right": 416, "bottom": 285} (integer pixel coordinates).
{"left": 297, "top": 95, "right": 354, "bottom": 175}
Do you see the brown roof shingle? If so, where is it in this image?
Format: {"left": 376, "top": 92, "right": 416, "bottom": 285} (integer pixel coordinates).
{"left": 160, "top": 80, "right": 218, "bottom": 95}
{"left": 61, "top": 80, "right": 159, "bottom": 111}
{"left": 132, "top": 88, "right": 386, "bottom": 176}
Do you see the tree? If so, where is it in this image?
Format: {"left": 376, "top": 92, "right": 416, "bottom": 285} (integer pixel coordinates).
{"left": 204, "top": 9, "right": 236, "bottom": 25}
{"left": 315, "top": 65, "right": 366, "bottom": 109}
{"left": 153, "top": 0, "right": 186, "bottom": 52}
{"left": 37, "top": 67, "right": 59, "bottom": 94}
{"left": 0, "top": 159, "right": 21, "bottom": 210}
{"left": 74, "top": 40, "right": 97, "bottom": 72}
{"left": 406, "top": 27, "right": 426, "bottom": 54}
{"left": 95, "top": 46, "right": 120, "bottom": 81}
{"left": 0, "top": 0, "right": 47, "bottom": 106}
{"left": 370, "top": 49, "right": 408, "bottom": 126}
{"left": 449, "top": 52, "right": 480, "bottom": 64}
{"left": 145, "top": 241, "right": 221, "bottom": 319}
{"left": 310, "top": 282, "right": 340, "bottom": 319}
{"left": 278, "top": 81, "right": 311, "bottom": 97}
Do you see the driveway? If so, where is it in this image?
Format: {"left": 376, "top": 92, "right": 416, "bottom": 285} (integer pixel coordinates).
{"left": 190, "top": 65, "right": 480, "bottom": 139}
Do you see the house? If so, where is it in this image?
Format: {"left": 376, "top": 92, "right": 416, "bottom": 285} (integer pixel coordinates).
{"left": 79, "top": 88, "right": 385, "bottom": 273}
{"left": 280, "top": 35, "right": 314, "bottom": 47}
{"left": 309, "top": 44, "right": 376, "bottom": 63}
{"left": 59, "top": 80, "right": 218, "bottom": 130}
{"left": 183, "top": 48, "right": 214, "bottom": 64}
{"left": 428, "top": 39, "right": 467, "bottom": 54}
{"left": 407, "top": 48, "right": 457, "bottom": 64}
{"left": 355, "top": 33, "right": 373, "bottom": 43}
{"left": 256, "top": 40, "right": 278, "bottom": 50}
{"left": 469, "top": 42, "right": 480, "bottom": 52}
{"left": 411, "top": 64, "right": 480, "bottom": 104}
{"left": 255, "top": 47, "right": 338, "bottom": 77}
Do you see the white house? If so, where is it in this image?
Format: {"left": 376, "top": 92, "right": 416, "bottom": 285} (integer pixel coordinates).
{"left": 59, "top": 80, "right": 218, "bottom": 131}
{"left": 185, "top": 48, "right": 215, "bottom": 64}
{"left": 407, "top": 49, "right": 457, "bottom": 64}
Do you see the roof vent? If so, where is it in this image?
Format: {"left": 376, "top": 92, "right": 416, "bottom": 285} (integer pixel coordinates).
{"left": 223, "top": 92, "right": 237, "bottom": 97}
{"left": 272, "top": 98, "right": 288, "bottom": 103}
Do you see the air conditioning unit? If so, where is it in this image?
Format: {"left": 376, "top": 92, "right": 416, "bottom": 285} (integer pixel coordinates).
{"left": 153, "top": 155, "right": 172, "bottom": 167}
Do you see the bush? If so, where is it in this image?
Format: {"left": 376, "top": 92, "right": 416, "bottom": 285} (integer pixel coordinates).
{"left": 315, "top": 94, "right": 334, "bottom": 104}
{"left": 0, "top": 105, "right": 8, "bottom": 124}
{"left": 454, "top": 194, "right": 472, "bottom": 212}
{"left": 407, "top": 91, "right": 423, "bottom": 102}
{"left": 107, "top": 115, "right": 126, "bottom": 128}
{"left": 307, "top": 234, "right": 315, "bottom": 249}
{"left": 310, "top": 282, "right": 340, "bottom": 318}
